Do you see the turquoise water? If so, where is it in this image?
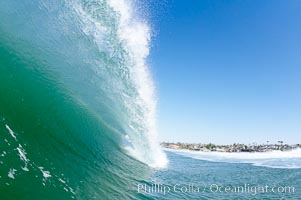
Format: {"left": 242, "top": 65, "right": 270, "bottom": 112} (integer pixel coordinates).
{"left": 1, "top": 0, "right": 300, "bottom": 199}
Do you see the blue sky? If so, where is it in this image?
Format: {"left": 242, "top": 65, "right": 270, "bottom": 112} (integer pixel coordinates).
{"left": 148, "top": 0, "right": 301, "bottom": 144}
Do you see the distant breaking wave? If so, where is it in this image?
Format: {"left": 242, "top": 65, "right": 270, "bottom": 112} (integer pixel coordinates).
{"left": 168, "top": 148, "right": 301, "bottom": 169}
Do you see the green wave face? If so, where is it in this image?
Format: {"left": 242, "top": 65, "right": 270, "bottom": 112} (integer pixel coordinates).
{"left": 0, "top": 0, "right": 166, "bottom": 199}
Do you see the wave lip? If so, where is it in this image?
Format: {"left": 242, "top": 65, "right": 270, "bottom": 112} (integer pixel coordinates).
{"left": 106, "top": 0, "right": 168, "bottom": 168}
{"left": 168, "top": 148, "right": 301, "bottom": 169}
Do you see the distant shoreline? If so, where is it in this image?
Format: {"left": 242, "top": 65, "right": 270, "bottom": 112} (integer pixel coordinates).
{"left": 161, "top": 142, "right": 301, "bottom": 153}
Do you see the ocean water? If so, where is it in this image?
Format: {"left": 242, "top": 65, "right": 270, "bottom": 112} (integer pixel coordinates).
{"left": 1, "top": 0, "right": 300, "bottom": 199}
{"left": 0, "top": 0, "right": 166, "bottom": 199}
{"left": 147, "top": 150, "right": 301, "bottom": 199}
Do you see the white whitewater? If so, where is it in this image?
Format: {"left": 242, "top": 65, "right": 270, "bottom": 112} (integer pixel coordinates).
{"left": 107, "top": 0, "right": 168, "bottom": 168}
{"left": 168, "top": 148, "right": 301, "bottom": 169}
